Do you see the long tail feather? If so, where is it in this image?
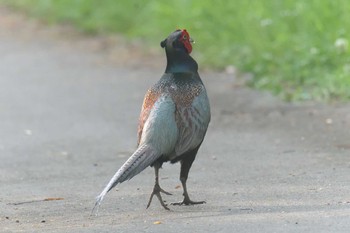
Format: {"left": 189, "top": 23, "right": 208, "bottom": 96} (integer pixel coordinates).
{"left": 92, "top": 144, "right": 159, "bottom": 214}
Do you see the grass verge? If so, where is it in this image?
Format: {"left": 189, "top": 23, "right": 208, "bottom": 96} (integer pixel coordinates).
{"left": 1, "top": 0, "right": 350, "bottom": 101}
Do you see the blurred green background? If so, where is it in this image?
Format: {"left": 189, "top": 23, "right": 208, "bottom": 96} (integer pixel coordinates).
{"left": 1, "top": 0, "right": 349, "bottom": 102}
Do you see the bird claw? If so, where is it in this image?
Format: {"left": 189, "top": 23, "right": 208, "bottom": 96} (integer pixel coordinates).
{"left": 171, "top": 199, "right": 206, "bottom": 206}
{"left": 160, "top": 188, "right": 172, "bottom": 196}
{"left": 146, "top": 184, "right": 172, "bottom": 210}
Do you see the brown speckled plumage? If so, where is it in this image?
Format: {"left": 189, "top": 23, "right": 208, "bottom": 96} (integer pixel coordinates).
{"left": 138, "top": 72, "right": 204, "bottom": 146}
{"left": 137, "top": 89, "right": 160, "bottom": 145}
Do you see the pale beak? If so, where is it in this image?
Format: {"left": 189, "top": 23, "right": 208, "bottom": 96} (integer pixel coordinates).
{"left": 189, "top": 38, "right": 195, "bottom": 44}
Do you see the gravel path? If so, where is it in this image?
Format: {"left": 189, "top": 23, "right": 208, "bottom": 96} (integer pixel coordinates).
{"left": 1, "top": 7, "right": 350, "bottom": 233}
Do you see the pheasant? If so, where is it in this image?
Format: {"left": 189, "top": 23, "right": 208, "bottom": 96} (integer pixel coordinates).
{"left": 93, "top": 29, "right": 211, "bottom": 211}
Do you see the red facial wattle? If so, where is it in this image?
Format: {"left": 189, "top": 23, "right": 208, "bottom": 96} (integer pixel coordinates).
{"left": 179, "top": 29, "right": 192, "bottom": 54}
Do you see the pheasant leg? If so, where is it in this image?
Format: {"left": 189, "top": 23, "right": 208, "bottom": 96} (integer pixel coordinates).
{"left": 146, "top": 162, "right": 172, "bottom": 210}
{"left": 172, "top": 153, "right": 205, "bottom": 206}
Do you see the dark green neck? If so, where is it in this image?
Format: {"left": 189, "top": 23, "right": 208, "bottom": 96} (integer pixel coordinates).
{"left": 165, "top": 49, "right": 198, "bottom": 73}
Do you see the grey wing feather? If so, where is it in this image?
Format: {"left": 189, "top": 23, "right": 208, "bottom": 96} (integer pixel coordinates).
{"left": 175, "top": 90, "right": 210, "bottom": 156}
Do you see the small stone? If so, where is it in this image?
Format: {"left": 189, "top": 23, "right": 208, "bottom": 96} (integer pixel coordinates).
{"left": 24, "top": 129, "right": 32, "bottom": 135}
{"left": 61, "top": 151, "right": 69, "bottom": 156}
{"left": 225, "top": 65, "right": 236, "bottom": 74}
{"left": 325, "top": 118, "right": 333, "bottom": 124}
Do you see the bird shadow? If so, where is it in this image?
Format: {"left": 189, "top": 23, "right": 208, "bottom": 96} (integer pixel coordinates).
{"left": 158, "top": 201, "right": 348, "bottom": 221}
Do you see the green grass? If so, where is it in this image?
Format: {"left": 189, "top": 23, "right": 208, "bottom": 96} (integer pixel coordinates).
{"left": 2, "top": 0, "right": 350, "bottom": 101}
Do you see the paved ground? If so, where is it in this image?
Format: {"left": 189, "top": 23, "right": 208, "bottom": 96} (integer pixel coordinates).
{"left": 1, "top": 7, "right": 350, "bottom": 233}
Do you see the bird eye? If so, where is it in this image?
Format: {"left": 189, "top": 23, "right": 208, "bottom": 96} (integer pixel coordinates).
{"left": 183, "top": 35, "right": 187, "bottom": 40}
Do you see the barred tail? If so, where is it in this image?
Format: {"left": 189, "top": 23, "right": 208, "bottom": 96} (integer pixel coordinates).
{"left": 92, "top": 144, "right": 159, "bottom": 214}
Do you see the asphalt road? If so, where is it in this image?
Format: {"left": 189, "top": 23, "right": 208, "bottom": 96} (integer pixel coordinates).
{"left": 1, "top": 8, "right": 350, "bottom": 233}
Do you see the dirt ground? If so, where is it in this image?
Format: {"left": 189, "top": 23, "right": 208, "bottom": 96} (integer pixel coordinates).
{"left": 1, "top": 7, "right": 350, "bottom": 233}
